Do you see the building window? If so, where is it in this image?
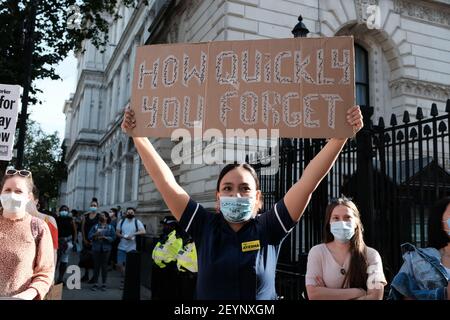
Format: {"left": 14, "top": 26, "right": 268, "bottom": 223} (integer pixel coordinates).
{"left": 355, "top": 44, "right": 369, "bottom": 107}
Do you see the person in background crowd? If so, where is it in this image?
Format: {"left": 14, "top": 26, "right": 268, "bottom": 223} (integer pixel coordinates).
{"left": 116, "top": 207, "right": 146, "bottom": 289}
{"left": 0, "top": 168, "right": 54, "bottom": 299}
{"left": 108, "top": 208, "right": 118, "bottom": 227}
{"left": 305, "top": 197, "right": 386, "bottom": 300}
{"left": 108, "top": 207, "right": 119, "bottom": 269}
{"left": 80, "top": 197, "right": 99, "bottom": 283}
{"left": 152, "top": 216, "right": 197, "bottom": 300}
{"left": 117, "top": 205, "right": 123, "bottom": 221}
{"left": 71, "top": 209, "right": 82, "bottom": 249}
{"left": 27, "top": 186, "right": 58, "bottom": 265}
{"left": 88, "top": 211, "right": 116, "bottom": 291}
{"left": 55, "top": 205, "right": 77, "bottom": 285}
{"left": 151, "top": 216, "right": 183, "bottom": 300}
{"left": 389, "top": 197, "right": 450, "bottom": 300}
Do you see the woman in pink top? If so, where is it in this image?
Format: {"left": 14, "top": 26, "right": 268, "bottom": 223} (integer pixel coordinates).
{"left": 0, "top": 168, "right": 55, "bottom": 300}
{"left": 305, "top": 197, "right": 386, "bottom": 300}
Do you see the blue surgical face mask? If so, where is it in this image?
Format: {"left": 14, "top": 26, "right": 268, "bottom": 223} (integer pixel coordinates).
{"left": 89, "top": 206, "right": 97, "bottom": 212}
{"left": 220, "top": 196, "right": 255, "bottom": 224}
{"left": 330, "top": 221, "right": 355, "bottom": 243}
{"left": 59, "top": 210, "right": 69, "bottom": 217}
{"left": 445, "top": 218, "right": 450, "bottom": 235}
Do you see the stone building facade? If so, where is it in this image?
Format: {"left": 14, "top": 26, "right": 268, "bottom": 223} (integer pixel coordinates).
{"left": 61, "top": 0, "right": 450, "bottom": 234}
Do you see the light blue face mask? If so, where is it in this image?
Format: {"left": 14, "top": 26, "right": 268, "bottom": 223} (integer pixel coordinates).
{"left": 330, "top": 221, "right": 355, "bottom": 243}
{"left": 89, "top": 207, "right": 97, "bottom": 212}
{"left": 59, "top": 210, "right": 69, "bottom": 217}
{"left": 220, "top": 196, "right": 255, "bottom": 224}
{"left": 446, "top": 218, "right": 450, "bottom": 235}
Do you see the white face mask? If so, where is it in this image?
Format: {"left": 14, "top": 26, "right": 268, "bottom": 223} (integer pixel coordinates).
{"left": 330, "top": 221, "right": 356, "bottom": 243}
{"left": 1, "top": 192, "right": 29, "bottom": 215}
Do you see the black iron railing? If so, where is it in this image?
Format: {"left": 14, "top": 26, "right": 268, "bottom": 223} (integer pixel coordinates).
{"left": 252, "top": 101, "right": 450, "bottom": 299}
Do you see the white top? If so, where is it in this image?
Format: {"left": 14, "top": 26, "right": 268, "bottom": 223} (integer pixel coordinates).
{"left": 117, "top": 218, "right": 145, "bottom": 252}
{"left": 305, "top": 243, "right": 387, "bottom": 289}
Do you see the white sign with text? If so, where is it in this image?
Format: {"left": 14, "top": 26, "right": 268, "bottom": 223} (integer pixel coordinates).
{"left": 0, "top": 84, "right": 21, "bottom": 161}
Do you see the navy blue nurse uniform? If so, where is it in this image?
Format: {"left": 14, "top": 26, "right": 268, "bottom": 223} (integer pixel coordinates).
{"left": 179, "top": 197, "right": 297, "bottom": 300}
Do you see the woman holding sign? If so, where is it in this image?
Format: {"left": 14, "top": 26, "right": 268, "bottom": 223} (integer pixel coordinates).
{"left": 121, "top": 105, "right": 363, "bottom": 300}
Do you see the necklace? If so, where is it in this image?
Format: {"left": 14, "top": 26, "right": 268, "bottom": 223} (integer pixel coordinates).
{"left": 326, "top": 243, "right": 349, "bottom": 276}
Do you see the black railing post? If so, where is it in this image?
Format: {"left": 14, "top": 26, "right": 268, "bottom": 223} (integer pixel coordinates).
{"left": 356, "top": 105, "right": 375, "bottom": 246}
{"left": 416, "top": 107, "right": 425, "bottom": 247}
{"left": 430, "top": 103, "right": 440, "bottom": 199}
{"left": 446, "top": 100, "right": 450, "bottom": 165}
{"left": 122, "top": 250, "right": 141, "bottom": 300}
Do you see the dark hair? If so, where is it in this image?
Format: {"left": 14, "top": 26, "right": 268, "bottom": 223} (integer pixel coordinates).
{"left": 323, "top": 197, "right": 368, "bottom": 290}
{"left": 216, "top": 163, "right": 262, "bottom": 212}
{"left": 91, "top": 197, "right": 98, "bottom": 206}
{"left": 216, "top": 163, "right": 260, "bottom": 191}
{"left": 59, "top": 205, "right": 69, "bottom": 212}
{"left": 110, "top": 208, "right": 118, "bottom": 215}
{"left": 428, "top": 197, "right": 450, "bottom": 250}
{"left": 71, "top": 209, "right": 78, "bottom": 216}
{"left": 126, "top": 207, "right": 136, "bottom": 213}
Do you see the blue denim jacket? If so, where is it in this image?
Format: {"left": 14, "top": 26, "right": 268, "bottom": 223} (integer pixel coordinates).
{"left": 88, "top": 223, "right": 116, "bottom": 252}
{"left": 388, "top": 243, "right": 449, "bottom": 300}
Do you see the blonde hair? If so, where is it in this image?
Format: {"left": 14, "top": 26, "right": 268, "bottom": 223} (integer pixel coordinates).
{"left": 0, "top": 173, "right": 35, "bottom": 194}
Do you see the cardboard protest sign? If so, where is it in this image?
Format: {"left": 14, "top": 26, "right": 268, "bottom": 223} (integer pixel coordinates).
{"left": 130, "top": 36, "right": 355, "bottom": 138}
{"left": 0, "top": 84, "right": 20, "bottom": 161}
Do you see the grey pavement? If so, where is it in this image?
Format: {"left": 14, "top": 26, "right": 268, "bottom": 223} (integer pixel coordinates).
{"left": 61, "top": 251, "right": 124, "bottom": 300}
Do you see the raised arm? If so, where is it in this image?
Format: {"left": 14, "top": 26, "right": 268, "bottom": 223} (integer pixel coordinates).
{"left": 121, "top": 107, "right": 189, "bottom": 220}
{"left": 284, "top": 106, "right": 363, "bottom": 222}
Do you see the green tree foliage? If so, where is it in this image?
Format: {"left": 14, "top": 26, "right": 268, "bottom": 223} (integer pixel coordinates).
{"left": 22, "top": 120, "right": 66, "bottom": 208}
{"left": 0, "top": 0, "right": 141, "bottom": 104}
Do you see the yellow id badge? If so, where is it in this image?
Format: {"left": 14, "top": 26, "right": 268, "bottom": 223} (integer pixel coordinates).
{"left": 241, "top": 240, "right": 261, "bottom": 252}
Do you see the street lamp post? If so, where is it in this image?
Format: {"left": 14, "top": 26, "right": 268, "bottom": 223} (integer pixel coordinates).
{"left": 281, "top": 15, "right": 309, "bottom": 150}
